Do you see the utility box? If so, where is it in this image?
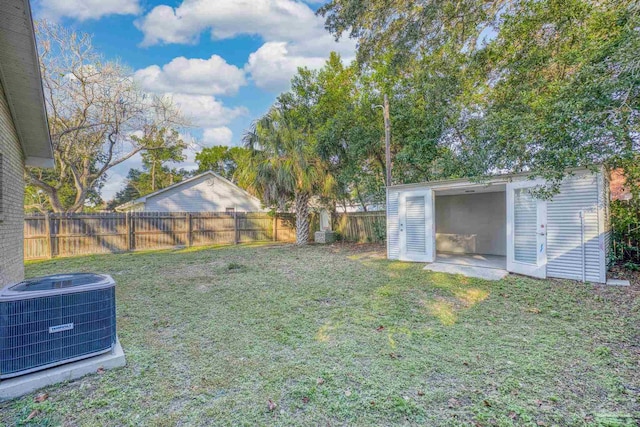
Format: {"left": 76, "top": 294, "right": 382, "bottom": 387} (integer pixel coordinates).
{"left": 315, "top": 230, "right": 337, "bottom": 244}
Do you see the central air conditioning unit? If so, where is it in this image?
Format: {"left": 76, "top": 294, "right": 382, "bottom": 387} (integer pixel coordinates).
{"left": 0, "top": 273, "right": 116, "bottom": 379}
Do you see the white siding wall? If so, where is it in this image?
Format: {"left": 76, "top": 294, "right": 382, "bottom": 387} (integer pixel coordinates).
{"left": 546, "top": 172, "right": 604, "bottom": 283}
{"left": 387, "top": 189, "right": 400, "bottom": 259}
{"left": 600, "top": 170, "right": 611, "bottom": 275}
{"left": 144, "top": 174, "right": 264, "bottom": 212}
{"left": 387, "top": 170, "right": 607, "bottom": 283}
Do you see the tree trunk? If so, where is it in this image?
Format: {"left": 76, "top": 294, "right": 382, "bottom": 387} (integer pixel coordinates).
{"left": 151, "top": 162, "right": 156, "bottom": 192}
{"left": 294, "top": 191, "right": 310, "bottom": 245}
{"left": 355, "top": 185, "right": 367, "bottom": 212}
{"left": 45, "top": 188, "right": 65, "bottom": 213}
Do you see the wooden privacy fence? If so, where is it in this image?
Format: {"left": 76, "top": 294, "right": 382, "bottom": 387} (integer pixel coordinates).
{"left": 23, "top": 210, "right": 387, "bottom": 260}
{"left": 24, "top": 212, "right": 298, "bottom": 260}
{"left": 333, "top": 211, "right": 386, "bottom": 243}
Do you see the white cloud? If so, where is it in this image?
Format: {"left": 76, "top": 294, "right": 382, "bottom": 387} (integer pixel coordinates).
{"left": 135, "top": 0, "right": 356, "bottom": 92}
{"left": 245, "top": 42, "right": 327, "bottom": 92}
{"left": 202, "top": 127, "right": 234, "bottom": 146}
{"left": 134, "top": 55, "right": 246, "bottom": 96}
{"left": 136, "top": 0, "right": 321, "bottom": 46}
{"left": 36, "top": 0, "right": 141, "bottom": 21}
{"left": 169, "top": 93, "right": 248, "bottom": 127}
{"left": 245, "top": 36, "right": 356, "bottom": 92}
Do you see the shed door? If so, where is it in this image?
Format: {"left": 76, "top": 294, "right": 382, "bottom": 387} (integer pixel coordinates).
{"left": 507, "top": 181, "right": 547, "bottom": 278}
{"left": 399, "top": 189, "right": 434, "bottom": 262}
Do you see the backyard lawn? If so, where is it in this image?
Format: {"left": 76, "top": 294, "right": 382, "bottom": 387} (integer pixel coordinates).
{"left": 1, "top": 243, "right": 638, "bottom": 426}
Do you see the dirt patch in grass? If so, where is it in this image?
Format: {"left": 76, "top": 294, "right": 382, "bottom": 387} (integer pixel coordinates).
{"left": 3, "top": 243, "right": 639, "bottom": 426}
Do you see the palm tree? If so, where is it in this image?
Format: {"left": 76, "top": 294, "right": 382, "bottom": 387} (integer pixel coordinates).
{"left": 242, "top": 105, "right": 334, "bottom": 245}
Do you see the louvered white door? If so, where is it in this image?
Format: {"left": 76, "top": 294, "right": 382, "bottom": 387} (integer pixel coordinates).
{"left": 507, "top": 181, "right": 547, "bottom": 278}
{"left": 399, "top": 189, "right": 434, "bottom": 262}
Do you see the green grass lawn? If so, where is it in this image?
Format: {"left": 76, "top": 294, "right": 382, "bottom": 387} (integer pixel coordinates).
{"left": 1, "top": 243, "right": 638, "bottom": 426}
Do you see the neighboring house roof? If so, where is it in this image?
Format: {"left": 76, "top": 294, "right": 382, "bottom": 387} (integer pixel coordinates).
{"left": 115, "top": 171, "right": 262, "bottom": 212}
{"left": 0, "top": 0, "right": 53, "bottom": 167}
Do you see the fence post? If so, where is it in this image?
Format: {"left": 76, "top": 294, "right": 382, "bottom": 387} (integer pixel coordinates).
{"left": 45, "top": 213, "right": 54, "bottom": 259}
{"left": 186, "top": 212, "right": 193, "bottom": 247}
{"left": 125, "top": 212, "right": 131, "bottom": 251}
{"left": 273, "top": 213, "right": 277, "bottom": 242}
{"left": 129, "top": 213, "right": 136, "bottom": 251}
{"left": 234, "top": 211, "right": 239, "bottom": 244}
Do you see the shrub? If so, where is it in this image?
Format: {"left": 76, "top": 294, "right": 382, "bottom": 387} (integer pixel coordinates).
{"left": 372, "top": 219, "right": 386, "bottom": 243}
{"left": 611, "top": 200, "right": 640, "bottom": 269}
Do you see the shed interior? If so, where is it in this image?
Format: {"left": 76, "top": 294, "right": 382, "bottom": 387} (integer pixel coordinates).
{"left": 434, "top": 184, "right": 507, "bottom": 270}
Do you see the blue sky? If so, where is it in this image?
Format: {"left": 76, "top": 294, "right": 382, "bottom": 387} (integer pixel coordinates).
{"left": 31, "top": 0, "right": 354, "bottom": 200}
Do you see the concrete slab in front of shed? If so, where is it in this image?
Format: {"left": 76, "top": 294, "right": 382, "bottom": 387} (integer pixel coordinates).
{"left": 424, "top": 263, "right": 509, "bottom": 281}
{"left": 606, "top": 279, "right": 631, "bottom": 286}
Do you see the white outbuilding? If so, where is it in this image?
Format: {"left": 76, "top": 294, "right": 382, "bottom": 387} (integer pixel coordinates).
{"left": 115, "top": 171, "right": 264, "bottom": 213}
{"left": 386, "top": 167, "right": 610, "bottom": 283}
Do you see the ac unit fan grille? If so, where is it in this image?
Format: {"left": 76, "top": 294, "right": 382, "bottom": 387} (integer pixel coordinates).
{"left": 0, "top": 287, "right": 116, "bottom": 378}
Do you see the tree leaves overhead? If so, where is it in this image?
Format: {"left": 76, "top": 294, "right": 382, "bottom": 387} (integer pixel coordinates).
{"left": 319, "top": 0, "right": 506, "bottom": 66}
{"left": 196, "top": 146, "right": 252, "bottom": 183}
{"left": 319, "top": 0, "right": 640, "bottom": 190}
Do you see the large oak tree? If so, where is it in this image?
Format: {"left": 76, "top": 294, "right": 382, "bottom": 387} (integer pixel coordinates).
{"left": 26, "top": 22, "right": 185, "bottom": 212}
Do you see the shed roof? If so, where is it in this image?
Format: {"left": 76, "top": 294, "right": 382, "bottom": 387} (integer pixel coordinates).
{"left": 0, "top": 0, "right": 53, "bottom": 167}
{"left": 386, "top": 167, "right": 600, "bottom": 191}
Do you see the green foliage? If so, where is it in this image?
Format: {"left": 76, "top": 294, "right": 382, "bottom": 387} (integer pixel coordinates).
{"left": 241, "top": 84, "right": 335, "bottom": 208}
{"left": 241, "top": 81, "right": 336, "bottom": 243}
{"left": 226, "top": 262, "right": 245, "bottom": 271}
{"left": 298, "top": 53, "right": 466, "bottom": 209}
{"left": 594, "top": 346, "right": 612, "bottom": 358}
{"left": 319, "top": 0, "right": 640, "bottom": 192}
{"left": 372, "top": 219, "right": 387, "bottom": 243}
{"left": 28, "top": 22, "right": 184, "bottom": 212}
{"left": 195, "top": 146, "right": 251, "bottom": 183}
{"left": 25, "top": 172, "right": 104, "bottom": 213}
{"left": 133, "top": 127, "right": 186, "bottom": 193}
{"left": 611, "top": 200, "right": 640, "bottom": 234}
{"left": 610, "top": 199, "right": 640, "bottom": 267}
{"left": 106, "top": 127, "right": 188, "bottom": 210}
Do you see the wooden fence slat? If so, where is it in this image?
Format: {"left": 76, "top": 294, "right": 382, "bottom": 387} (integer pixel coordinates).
{"left": 333, "top": 212, "right": 386, "bottom": 243}
{"left": 23, "top": 210, "right": 387, "bottom": 259}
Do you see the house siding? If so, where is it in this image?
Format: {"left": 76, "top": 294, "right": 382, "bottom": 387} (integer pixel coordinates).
{"left": 0, "top": 79, "right": 25, "bottom": 287}
{"left": 143, "top": 174, "right": 263, "bottom": 212}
